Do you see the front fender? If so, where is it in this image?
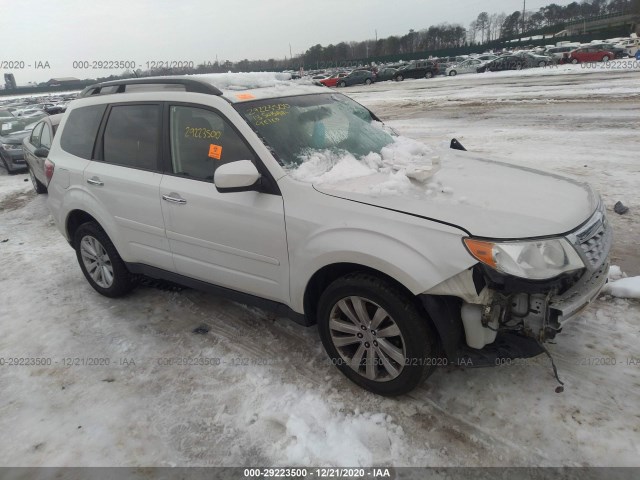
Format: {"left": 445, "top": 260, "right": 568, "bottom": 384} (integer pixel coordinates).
{"left": 289, "top": 225, "right": 476, "bottom": 313}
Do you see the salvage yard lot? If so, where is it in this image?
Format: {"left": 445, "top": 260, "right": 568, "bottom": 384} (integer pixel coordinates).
{"left": 0, "top": 67, "right": 639, "bottom": 467}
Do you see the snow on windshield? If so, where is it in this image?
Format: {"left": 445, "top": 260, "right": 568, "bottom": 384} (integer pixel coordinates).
{"left": 289, "top": 132, "right": 443, "bottom": 196}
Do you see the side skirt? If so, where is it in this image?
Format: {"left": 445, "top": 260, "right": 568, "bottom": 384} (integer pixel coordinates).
{"left": 125, "top": 263, "right": 312, "bottom": 327}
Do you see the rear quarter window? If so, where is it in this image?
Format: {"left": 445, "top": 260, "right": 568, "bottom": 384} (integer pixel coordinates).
{"left": 60, "top": 104, "right": 107, "bottom": 159}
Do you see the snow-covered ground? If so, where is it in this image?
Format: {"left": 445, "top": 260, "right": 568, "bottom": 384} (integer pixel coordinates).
{"left": 1, "top": 67, "right": 639, "bottom": 468}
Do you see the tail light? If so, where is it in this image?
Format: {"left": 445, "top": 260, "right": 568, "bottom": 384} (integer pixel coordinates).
{"left": 44, "top": 158, "right": 55, "bottom": 186}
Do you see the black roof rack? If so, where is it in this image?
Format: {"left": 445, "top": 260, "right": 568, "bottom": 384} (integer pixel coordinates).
{"left": 78, "top": 77, "right": 223, "bottom": 98}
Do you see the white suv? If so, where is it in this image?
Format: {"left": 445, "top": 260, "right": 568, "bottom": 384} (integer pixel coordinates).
{"left": 46, "top": 75, "right": 611, "bottom": 395}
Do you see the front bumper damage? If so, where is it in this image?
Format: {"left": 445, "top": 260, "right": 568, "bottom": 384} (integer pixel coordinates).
{"left": 423, "top": 205, "right": 612, "bottom": 366}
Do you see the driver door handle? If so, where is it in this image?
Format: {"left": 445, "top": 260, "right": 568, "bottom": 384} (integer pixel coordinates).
{"left": 86, "top": 176, "right": 104, "bottom": 186}
{"left": 162, "top": 193, "right": 187, "bottom": 205}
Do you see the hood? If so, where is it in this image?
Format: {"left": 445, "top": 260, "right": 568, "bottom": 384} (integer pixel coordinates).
{"left": 313, "top": 152, "right": 598, "bottom": 239}
{"left": 0, "top": 131, "right": 30, "bottom": 144}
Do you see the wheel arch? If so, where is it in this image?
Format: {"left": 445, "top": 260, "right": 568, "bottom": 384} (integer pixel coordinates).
{"left": 66, "top": 209, "right": 102, "bottom": 247}
{"left": 303, "top": 262, "right": 460, "bottom": 361}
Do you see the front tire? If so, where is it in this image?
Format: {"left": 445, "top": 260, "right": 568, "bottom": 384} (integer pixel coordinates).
{"left": 365, "top": 78, "right": 372, "bottom": 85}
{"left": 449, "top": 70, "right": 457, "bottom": 76}
{"left": 425, "top": 71, "right": 433, "bottom": 79}
{"left": 317, "top": 273, "right": 438, "bottom": 396}
{"left": 338, "top": 81, "right": 346, "bottom": 88}
{"left": 395, "top": 75, "right": 404, "bottom": 81}
{"left": 74, "top": 222, "right": 136, "bottom": 298}
{"left": 538, "top": 61, "right": 546, "bottom": 67}
{"left": 571, "top": 58, "right": 579, "bottom": 64}
{"left": 602, "top": 55, "right": 610, "bottom": 62}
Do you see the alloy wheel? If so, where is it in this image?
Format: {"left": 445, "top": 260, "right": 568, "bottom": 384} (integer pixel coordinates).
{"left": 80, "top": 235, "right": 114, "bottom": 288}
{"left": 329, "top": 296, "right": 406, "bottom": 382}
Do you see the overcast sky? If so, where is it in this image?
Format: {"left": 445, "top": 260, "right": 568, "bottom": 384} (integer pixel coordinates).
{"left": 2, "top": 0, "right": 569, "bottom": 83}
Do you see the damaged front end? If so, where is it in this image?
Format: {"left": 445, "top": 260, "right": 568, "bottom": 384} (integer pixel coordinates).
{"left": 422, "top": 203, "right": 612, "bottom": 367}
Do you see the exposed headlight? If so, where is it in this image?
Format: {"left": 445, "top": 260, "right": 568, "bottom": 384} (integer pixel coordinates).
{"left": 1, "top": 143, "right": 21, "bottom": 150}
{"left": 464, "top": 237, "right": 584, "bottom": 280}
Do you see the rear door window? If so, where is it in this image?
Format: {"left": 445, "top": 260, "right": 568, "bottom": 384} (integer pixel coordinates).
{"left": 60, "top": 104, "right": 107, "bottom": 159}
{"left": 102, "top": 104, "right": 161, "bottom": 171}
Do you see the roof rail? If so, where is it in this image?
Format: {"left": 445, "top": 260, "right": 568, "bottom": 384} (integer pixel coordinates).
{"left": 78, "top": 77, "right": 223, "bottom": 98}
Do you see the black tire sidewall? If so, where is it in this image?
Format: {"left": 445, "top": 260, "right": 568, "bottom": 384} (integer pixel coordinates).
{"left": 317, "top": 274, "right": 436, "bottom": 396}
{"left": 29, "top": 167, "right": 46, "bottom": 194}
{"left": 74, "top": 222, "right": 135, "bottom": 298}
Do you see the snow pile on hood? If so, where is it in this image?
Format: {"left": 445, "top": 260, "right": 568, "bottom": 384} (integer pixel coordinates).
{"left": 191, "top": 72, "right": 299, "bottom": 91}
{"left": 289, "top": 135, "right": 442, "bottom": 196}
{"left": 604, "top": 265, "right": 640, "bottom": 300}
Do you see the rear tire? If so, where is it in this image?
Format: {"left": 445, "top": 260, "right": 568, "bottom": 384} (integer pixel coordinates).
{"left": 338, "top": 81, "right": 346, "bottom": 88}
{"left": 74, "top": 222, "right": 136, "bottom": 298}
{"left": 602, "top": 55, "right": 610, "bottom": 62}
{"left": 365, "top": 78, "right": 372, "bottom": 85}
{"left": 29, "top": 167, "right": 47, "bottom": 194}
{"left": 396, "top": 75, "right": 404, "bottom": 81}
{"left": 571, "top": 58, "right": 579, "bottom": 64}
{"left": 317, "top": 272, "right": 438, "bottom": 396}
{"left": 425, "top": 71, "right": 433, "bottom": 79}
{"left": 538, "top": 61, "right": 546, "bottom": 67}
{"left": 449, "top": 70, "right": 457, "bottom": 76}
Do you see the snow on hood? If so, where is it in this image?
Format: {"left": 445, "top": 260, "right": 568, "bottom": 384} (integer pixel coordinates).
{"left": 288, "top": 135, "right": 598, "bottom": 238}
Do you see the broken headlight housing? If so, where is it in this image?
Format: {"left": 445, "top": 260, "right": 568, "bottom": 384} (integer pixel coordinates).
{"left": 464, "top": 237, "right": 584, "bottom": 280}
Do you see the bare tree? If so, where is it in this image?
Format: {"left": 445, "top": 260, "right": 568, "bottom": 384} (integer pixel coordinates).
{"left": 476, "top": 12, "right": 489, "bottom": 43}
{"left": 468, "top": 20, "right": 478, "bottom": 44}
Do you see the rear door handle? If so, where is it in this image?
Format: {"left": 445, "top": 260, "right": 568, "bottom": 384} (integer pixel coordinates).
{"left": 162, "top": 193, "right": 187, "bottom": 204}
{"left": 86, "top": 176, "right": 104, "bottom": 186}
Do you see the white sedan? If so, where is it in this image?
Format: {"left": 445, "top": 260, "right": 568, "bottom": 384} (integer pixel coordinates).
{"left": 446, "top": 59, "right": 483, "bottom": 76}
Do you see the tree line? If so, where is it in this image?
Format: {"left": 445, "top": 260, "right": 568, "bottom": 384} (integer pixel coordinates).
{"left": 474, "top": 0, "right": 638, "bottom": 42}
{"left": 37, "top": 0, "right": 640, "bottom": 88}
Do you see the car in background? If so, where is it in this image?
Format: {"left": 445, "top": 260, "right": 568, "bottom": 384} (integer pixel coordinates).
{"left": 589, "top": 43, "right": 627, "bottom": 59}
{"left": 40, "top": 103, "right": 68, "bottom": 115}
{"left": 336, "top": 70, "right": 375, "bottom": 87}
{"left": 545, "top": 46, "right": 574, "bottom": 60}
{"left": 23, "top": 114, "right": 63, "bottom": 193}
{"left": 0, "top": 109, "right": 16, "bottom": 118}
{"left": 567, "top": 46, "right": 615, "bottom": 63}
{"left": 375, "top": 67, "right": 398, "bottom": 81}
{"left": 0, "top": 114, "right": 48, "bottom": 173}
{"left": 393, "top": 60, "right": 439, "bottom": 81}
{"left": 446, "top": 58, "right": 483, "bottom": 76}
{"left": 13, "top": 106, "right": 45, "bottom": 117}
{"left": 616, "top": 37, "right": 640, "bottom": 57}
{"left": 319, "top": 72, "right": 349, "bottom": 87}
{"left": 476, "top": 55, "right": 527, "bottom": 72}
{"left": 473, "top": 54, "right": 499, "bottom": 62}
{"left": 514, "top": 51, "right": 554, "bottom": 67}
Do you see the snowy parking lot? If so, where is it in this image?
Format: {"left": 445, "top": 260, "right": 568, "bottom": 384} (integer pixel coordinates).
{"left": 1, "top": 65, "right": 639, "bottom": 467}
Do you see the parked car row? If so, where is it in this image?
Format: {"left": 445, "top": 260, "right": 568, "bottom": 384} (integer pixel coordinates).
{"left": 0, "top": 94, "right": 76, "bottom": 176}
{"left": 297, "top": 34, "right": 635, "bottom": 88}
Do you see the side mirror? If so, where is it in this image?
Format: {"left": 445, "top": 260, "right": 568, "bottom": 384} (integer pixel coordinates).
{"left": 214, "top": 160, "right": 261, "bottom": 193}
{"left": 34, "top": 147, "right": 49, "bottom": 158}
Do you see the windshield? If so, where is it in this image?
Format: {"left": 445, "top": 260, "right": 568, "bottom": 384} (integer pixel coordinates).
{"left": 235, "top": 93, "right": 394, "bottom": 169}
